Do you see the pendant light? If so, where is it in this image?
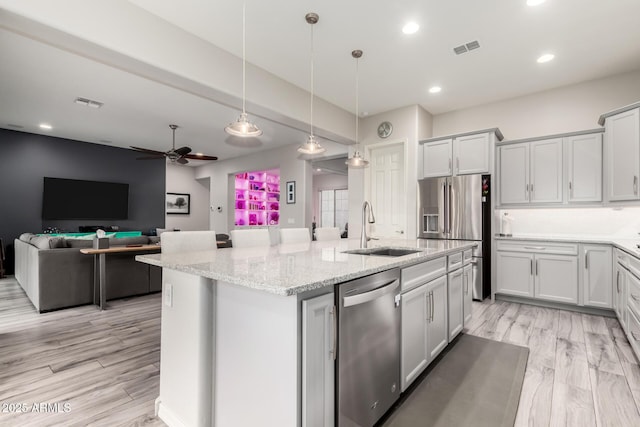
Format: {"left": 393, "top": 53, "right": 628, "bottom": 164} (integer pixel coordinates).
{"left": 346, "top": 49, "right": 369, "bottom": 168}
{"left": 297, "top": 13, "right": 326, "bottom": 155}
{"left": 225, "top": 1, "right": 262, "bottom": 137}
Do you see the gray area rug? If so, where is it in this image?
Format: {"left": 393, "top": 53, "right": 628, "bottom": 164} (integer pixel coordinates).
{"left": 380, "top": 334, "right": 529, "bottom": 427}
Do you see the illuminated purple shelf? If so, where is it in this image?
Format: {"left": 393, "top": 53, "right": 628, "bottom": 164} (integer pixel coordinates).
{"left": 235, "top": 169, "right": 280, "bottom": 226}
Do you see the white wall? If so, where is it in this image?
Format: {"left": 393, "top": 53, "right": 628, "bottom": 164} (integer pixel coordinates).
{"left": 165, "top": 163, "right": 210, "bottom": 231}
{"left": 194, "top": 141, "right": 347, "bottom": 235}
{"left": 433, "top": 70, "right": 640, "bottom": 140}
{"left": 312, "top": 173, "right": 348, "bottom": 226}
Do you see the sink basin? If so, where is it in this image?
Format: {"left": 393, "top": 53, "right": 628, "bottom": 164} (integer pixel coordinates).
{"left": 342, "top": 247, "right": 422, "bottom": 257}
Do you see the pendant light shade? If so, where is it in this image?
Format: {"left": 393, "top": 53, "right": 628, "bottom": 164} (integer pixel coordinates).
{"left": 346, "top": 49, "right": 369, "bottom": 168}
{"left": 225, "top": 2, "right": 262, "bottom": 138}
{"left": 297, "top": 13, "right": 325, "bottom": 155}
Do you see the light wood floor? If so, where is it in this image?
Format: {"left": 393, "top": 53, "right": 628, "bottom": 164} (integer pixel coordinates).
{"left": 3, "top": 276, "right": 640, "bottom": 427}
{"left": 465, "top": 298, "right": 640, "bottom": 427}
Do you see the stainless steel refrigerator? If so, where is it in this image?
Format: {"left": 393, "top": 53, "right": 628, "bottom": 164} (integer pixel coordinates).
{"left": 417, "top": 174, "right": 491, "bottom": 300}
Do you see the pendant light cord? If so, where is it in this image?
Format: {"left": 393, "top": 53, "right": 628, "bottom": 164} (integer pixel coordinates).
{"left": 310, "top": 21, "right": 314, "bottom": 137}
{"left": 355, "top": 55, "right": 359, "bottom": 150}
{"left": 242, "top": 1, "right": 246, "bottom": 115}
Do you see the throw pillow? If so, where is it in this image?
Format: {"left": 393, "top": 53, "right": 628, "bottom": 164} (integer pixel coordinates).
{"left": 19, "top": 233, "right": 35, "bottom": 242}
{"left": 65, "top": 239, "right": 93, "bottom": 248}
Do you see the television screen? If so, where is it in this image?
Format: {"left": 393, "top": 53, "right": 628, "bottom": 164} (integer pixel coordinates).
{"left": 42, "top": 177, "right": 129, "bottom": 220}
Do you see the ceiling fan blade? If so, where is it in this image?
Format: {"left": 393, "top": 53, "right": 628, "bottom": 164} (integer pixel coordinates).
{"left": 174, "top": 146, "right": 192, "bottom": 156}
{"left": 184, "top": 154, "right": 218, "bottom": 161}
{"left": 136, "top": 155, "right": 166, "bottom": 160}
{"left": 130, "top": 146, "right": 165, "bottom": 155}
{"left": 177, "top": 157, "right": 189, "bottom": 165}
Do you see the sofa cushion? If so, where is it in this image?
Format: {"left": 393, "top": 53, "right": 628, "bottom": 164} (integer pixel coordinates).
{"left": 108, "top": 236, "right": 149, "bottom": 246}
{"left": 19, "top": 233, "right": 35, "bottom": 242}
{"left": 29, "top": 235, "right": 66, "bottom": 249}
{"left": 65, "top": 239, "right": 94, "bottom": 249}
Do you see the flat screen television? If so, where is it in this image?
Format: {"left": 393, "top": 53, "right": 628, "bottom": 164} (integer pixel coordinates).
{"left": 42, "top": 177, "right": 129, "bottom": 220}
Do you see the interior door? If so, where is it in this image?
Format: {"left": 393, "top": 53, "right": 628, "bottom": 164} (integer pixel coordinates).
{"left": 369, "top": 143, "right": 406, "bottom": 238}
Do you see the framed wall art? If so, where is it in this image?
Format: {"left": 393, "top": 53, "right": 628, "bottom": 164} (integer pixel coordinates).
{"left": 286, "top": 181, "right": 296, "bottom": 204}
{"left": 166, "top": 192, "right": 190, "bottom": 215}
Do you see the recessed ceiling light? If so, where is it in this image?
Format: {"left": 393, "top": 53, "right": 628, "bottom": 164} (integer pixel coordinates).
{"left": 537, "top": 53, "right": 555, "bottom": 63}
{"left": 402, "top": 22, "right": 419, "bottom": 35}
{"left": 316, "top": 168, "right": 322, "bottom": 172}
{"left": 527, "top": 0, "right": 546, "bottom": 6}
{"left": 429, "top": 86, "right": 442, "bottom": 94}
{"left": 39, "top": 123, "right": 52, "bottom": 130}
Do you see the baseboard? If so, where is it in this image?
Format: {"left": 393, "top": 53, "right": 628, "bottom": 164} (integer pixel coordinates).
{"left": 495, "top": 294, "right": 616, "bottom": 317}
{"left": 157, "top": 402, "right": 188, "bottom": 427}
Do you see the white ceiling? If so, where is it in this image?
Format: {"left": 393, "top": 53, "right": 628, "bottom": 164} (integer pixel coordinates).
{"left": 1, "top": 0, "right": 640, "bottom": 164}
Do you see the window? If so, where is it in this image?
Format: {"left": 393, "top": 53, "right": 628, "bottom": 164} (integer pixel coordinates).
{"left": 319, "top": 189, "right": 348, "bottom": 232}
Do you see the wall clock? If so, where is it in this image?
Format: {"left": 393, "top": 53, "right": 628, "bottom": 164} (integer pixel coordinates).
{"left": 377, "top": 121, "right": 393, "bottom": 138}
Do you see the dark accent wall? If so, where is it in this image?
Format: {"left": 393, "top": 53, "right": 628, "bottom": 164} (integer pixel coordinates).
{"left": 0, "top": 129, "right": 165, "bottom": 274}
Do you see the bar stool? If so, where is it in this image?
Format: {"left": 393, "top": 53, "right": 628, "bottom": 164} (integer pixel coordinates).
{"left": 279, "top": 228, "right": 311, "bottom": 244}
{"left": 230, "top": 229, "right": 271, "bottom": 248}
{"left": 161, "top": 230, "right": 218, "bottom": 254}
{"left": 315, "top": 227, "right": 341, "bottom": 241}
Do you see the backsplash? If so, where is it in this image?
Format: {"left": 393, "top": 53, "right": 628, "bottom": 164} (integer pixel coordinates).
{"left": 495, "top": 207, "right": 640, "bottom": 238}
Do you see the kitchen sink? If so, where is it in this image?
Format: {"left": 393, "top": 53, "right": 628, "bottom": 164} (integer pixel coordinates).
{"left": 342, "top": 247, "right": 422, "bottom": 257}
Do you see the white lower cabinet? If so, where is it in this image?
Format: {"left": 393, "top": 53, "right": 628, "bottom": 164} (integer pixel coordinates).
{"left": 496, "top": 251, "right": 534, "bottom": 297}
{"left": 614, "top": 261, "right": 627, "bottom": 329}
{"left": 400, "top": 274, "right": 448, "bottom": 392}
{"left": 534, "top": 254, "right": 578, "bottom": 304}
{"left": 581, "top": 244, "right": 612, "bottom": 308}
{"left": 448, "top": 268, "right": 464, "bottom": 341}
{"left": 463, "top": 264, "right": 473, "bottom": 326}
{"left": 302, "top": 293, "right": 335, "bottom": 427}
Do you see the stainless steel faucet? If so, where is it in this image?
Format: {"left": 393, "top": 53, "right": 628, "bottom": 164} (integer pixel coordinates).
{"left": 361, "top": 201, "right": 376, "bottom": 248}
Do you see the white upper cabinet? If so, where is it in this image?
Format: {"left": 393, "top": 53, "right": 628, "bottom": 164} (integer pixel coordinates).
{"left": 567, "top": 133, "right": 603, "bottom": 202}
{"left": 422, "top": 130, "right": 500, "bottom": 178}
{"left": 530, "top": 138, "right": 563, "bottom": 203}
{"left": 606, "top": 108, "right": 640, "bottom": 201}
{"left": 423, "top": 139, "right": 453, "bottom": 178}
{"left": 454, "top": 133, "right": 490, "bottom": 175}
{"left": 499, "top": 143, "right": 530, "bottom": 205}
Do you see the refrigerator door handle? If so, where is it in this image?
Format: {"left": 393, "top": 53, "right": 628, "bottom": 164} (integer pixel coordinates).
{"left": 447, "top": 182, "right": 453, "bottom": 235}
{"left": 442, "top": 182, "right": 448, "bottom": 234}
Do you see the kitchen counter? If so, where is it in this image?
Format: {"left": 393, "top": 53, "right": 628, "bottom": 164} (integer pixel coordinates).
{"left": 136, "top": 238, "right": 477, "bottom": 296}
{"left": 495, "top": 234, "right": 640, "bottom": 257}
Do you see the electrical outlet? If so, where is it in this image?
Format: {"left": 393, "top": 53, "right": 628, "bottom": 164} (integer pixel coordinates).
{"left": 164, "top": 283, "right": 173, "bottom": 307}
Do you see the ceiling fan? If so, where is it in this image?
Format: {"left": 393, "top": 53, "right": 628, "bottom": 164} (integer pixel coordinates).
{"left": 130, "top": 124, "right": 218, "bottom": 164}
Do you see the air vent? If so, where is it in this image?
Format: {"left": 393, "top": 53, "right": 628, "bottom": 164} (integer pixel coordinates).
{"left": 454, "top": 40, "right": 480, "bottom": 55}
{"left": 7, "top": 124, "right": 24, "bottom": 129}
{"left": 74, "top": 97, "right": 103, "bottom": 109}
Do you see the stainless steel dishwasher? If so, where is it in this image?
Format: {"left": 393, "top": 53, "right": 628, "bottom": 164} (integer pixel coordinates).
{"left": 336, "top": 268, "right": 401, "bottom": 427}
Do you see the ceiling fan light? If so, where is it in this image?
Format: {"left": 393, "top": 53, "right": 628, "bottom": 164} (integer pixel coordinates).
{"left": 297, "top": 135, "right": 326, "bottom": 154}
{"left": 345, "top": 150, "right": 369, "bottom": 168}
{"left": 225, "top": 112, "right": 263, "bottom": 137}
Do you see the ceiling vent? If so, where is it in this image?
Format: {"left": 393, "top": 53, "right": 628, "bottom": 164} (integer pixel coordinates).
{"left": 74, "top": 97, "right": 103, "bottom": 108}
{"left": 454, "top": 40, "right": 480, "bottom": 55}
{"left": 7, "top": 123, "right": 24, "bottom": 129}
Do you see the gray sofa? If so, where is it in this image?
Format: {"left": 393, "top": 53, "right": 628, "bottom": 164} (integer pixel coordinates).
{"left": 14, "top": 233, "right": 161, "bottom": 312}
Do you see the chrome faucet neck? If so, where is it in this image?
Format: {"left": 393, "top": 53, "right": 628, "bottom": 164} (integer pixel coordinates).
{"left": 360, "top": 201, "right": 375, "bottom": 248}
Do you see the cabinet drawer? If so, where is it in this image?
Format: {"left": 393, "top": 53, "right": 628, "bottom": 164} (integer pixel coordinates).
{"left": 628, "top": 254, "right": 640, "bottom": 281}
{"left": 448, "top": 252, "right": 463, "bottom": 271}
{"left": 496, "top": 240, "right": 578, "bottom": 256}
{"left": 463, "top": 249, "right": 472, "bottom": 265}
{"left": 401, "top": 257, "right": 447, "bottom": 292}
{"left": 628, "top": 269, "right": 640, "bottom": 320}
{"left": 627, "top": 309, "right": 640, "bottom": 359}
{"left": 616, "top": 249, "right": 629, "bottom": 268}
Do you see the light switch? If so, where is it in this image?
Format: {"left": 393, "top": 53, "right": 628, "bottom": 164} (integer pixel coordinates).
{"left": 288, "top": 218, "right": 295, "bottom": 224}
{"left": 164, "top": 283, "right": 173, "bottom": 307}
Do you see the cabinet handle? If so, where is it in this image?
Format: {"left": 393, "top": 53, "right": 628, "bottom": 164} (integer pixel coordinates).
{"left": 617, "top": 271, "right": 620, "bottom": 294}
{"left": 632, "top": 294, "right": 640, "bottom": 302}
{"left": 530, "top": 259, "right": 533, "bottom": 275}
{"left": 330, "top": 305, "right": 337, "bottom": 361}
{"left": 430, "top": 291, "right": 435, "bottom": 322}
{"left": 465, "top": 273, "right": 469, "bottom": 294}
{"left": 449, "top": 158, "right": 452, "bottom": 172}
{"left": 635, "top": 176, "right": 638, "bottom": 196}
{"left": 569, "top": 181, "right": 573, "bottom": 198}
{"left": 585, "top": 252, "right": 589, "bottom": 269}
{"left": 456, "top": 157, "right": 460, "bottom": 172}
{"left": 524, "top": 246, "right": 546, "bottom": 250}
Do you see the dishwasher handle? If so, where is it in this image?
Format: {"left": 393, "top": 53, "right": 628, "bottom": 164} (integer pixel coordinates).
{"left": 343, "top": 279, "right": 400, "bottom": 308}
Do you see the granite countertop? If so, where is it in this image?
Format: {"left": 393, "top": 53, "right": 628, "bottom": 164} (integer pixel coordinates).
{"left": 495, "top": 234, "right": 640, "bottom": 257}
{"left": 136, "top": 238, "right": 477, "bottom": 296}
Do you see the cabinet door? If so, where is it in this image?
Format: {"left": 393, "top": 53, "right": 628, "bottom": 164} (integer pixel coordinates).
{"left": 447, "top": 268, "right": 464, "bottom": 341}
{"left": 400, "top": 284, "right": 429, "bottom": 392}
{"left": 499, "top": 144, "right": 530, "bottom": 205}
{"left": 535, "top": 254, "right": 578, "bottom": 304}
{"left": 454, "top": 133, "right": 489, "bottom": 175}
{"left": 614, "top": 264, "right": 626, "bottom": 328}
{"left": 567, "top": 134, "right": 602, "bottom": 202}
{"left": 423, "top": 139, "right": 452, "bottom": 178}
{"left": 463, "top": 264, "right": 473, "bottom": 326}
{"left": 607, "top": 108, "right": 640, "bottom": 201}
{"left": 530, "top": 138, "right": 563, "bottom": 203}
{"left": 302, "top": 293, "right": 335, "bottom": 427}
{"left": 582, "top": 245, "right": 612, "bottom": 309}
{"left": 427, "top": 276, "right": 448, "bottom": 362}
{"left": 496, "top": 251, "right": 534, "bottom": 297}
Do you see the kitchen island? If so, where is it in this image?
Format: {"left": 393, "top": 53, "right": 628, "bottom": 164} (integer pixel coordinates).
{"left": 136, "top": 238, "right": 477, "bottom": 427}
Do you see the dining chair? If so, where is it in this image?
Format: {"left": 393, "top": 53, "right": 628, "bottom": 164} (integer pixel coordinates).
{"left": 279, "top": 228, "right": 311, "bottom": 244}
{"left": 230, "top": 229, "right": 271, "bottom": 248}
{"left": 161, "top": 230, "right": 218, "bottom": 254}
{"left": 314, "top": 227, "right": 341, "bottom": 241}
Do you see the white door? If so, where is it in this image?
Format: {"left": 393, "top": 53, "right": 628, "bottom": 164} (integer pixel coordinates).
{"left": 400, "top": 283, "right": 429, "bottom": 392}
{"left": 534, "top": 254, "right": 578, "bottom": 304}
{"left": 454, "top": 133, "right": 490, "bottom": 175}
{"left": 530, "top": 138, "right": 563, "bottom": 203}
{"left": 496, "top": 251, "right": 534, "bottom": 297}
{"left": 463, "top": 264, "right": 473, "bottom": 326}
{"left": 369, "top": 143, "right": 406, "bottom": 238}
{"left": 499, "top": 144, "right": 530, "bottom": 205}
{"left": 423, "top": 139, "right": 452, "bottom": 178}
{"left": 607, "top": 108, "right": 640, "bottom": 201}
{"left": 566, "top": 134, "right": 602, "bottom": 202}
{"left": 302, "top": 293, "right": 335, "bottom": 427}
{"left": 582, "top": 244, "right": 612, "bottom": 309}
{"left": 447, "top": 268, "right": 464, "bottom": 341}
{"left": 427, "top": 276, "right": 448, "bottom": 362}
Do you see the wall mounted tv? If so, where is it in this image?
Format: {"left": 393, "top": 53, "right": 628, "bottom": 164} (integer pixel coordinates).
{"left": 42, "top": 177, "right": 129, "bottom": 220}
